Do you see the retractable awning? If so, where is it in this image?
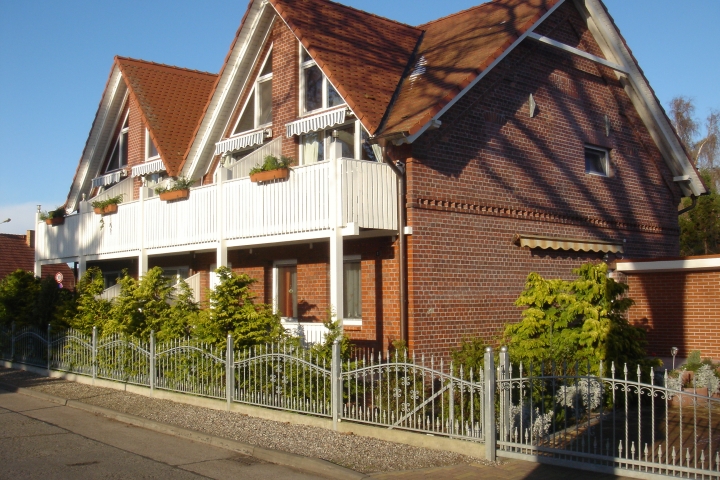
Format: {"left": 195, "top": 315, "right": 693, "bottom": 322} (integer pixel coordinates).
{"left": 215, "top": 129, "right": 266, "bottom": 156}
{"left": 131, "top": 158, "right": 166, "bottom": 177}
{"left": 286, "top": 108, "right": 346, "bottom": 137}
{"left": 514, "top": 235, "right": 624, "bottom": 253}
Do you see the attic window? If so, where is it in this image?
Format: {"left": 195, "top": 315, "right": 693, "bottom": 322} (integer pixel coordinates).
{"left": 300, "top": 47, "right": 343, "bottom": 114}
{"left": 106, "top": 112, "right": 129, "bottom": 172}
{"left": 233, "top": 49, "right": 273, "bottom": 136}
{"left": 145, "top": 129, "right": 159, "bottom": 160}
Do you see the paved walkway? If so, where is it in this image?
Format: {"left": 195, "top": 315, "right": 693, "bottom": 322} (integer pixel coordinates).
{"left": 370, "top": 461, "right": 630, "bottom": 479}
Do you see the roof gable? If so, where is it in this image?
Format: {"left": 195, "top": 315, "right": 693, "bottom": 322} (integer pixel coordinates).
{"left": 270, "top": 0, "right": 422, "bottom": 134}
{"left": 115, "top": 57, "right": 217, "bottom": 176}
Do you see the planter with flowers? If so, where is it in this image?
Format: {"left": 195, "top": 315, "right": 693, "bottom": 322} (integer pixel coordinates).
{"left": 156, "top": 177, "right": 195, "bottom": 201}
{"left": 91, "top": 194, "right": 123, "bottom": 215}
{"left": 249, "top": 155, "right": 293, "bottom": 183}
{"left": 40, "top": 207, "right": 66, "bottom": 226}
{"left": 666, "top": 351, "right": 720, "bottom": 406}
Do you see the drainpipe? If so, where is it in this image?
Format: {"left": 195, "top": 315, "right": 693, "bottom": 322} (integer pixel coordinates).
{"left": 381, "top": 144, "right": 408, "bottom": 344}
{"left": 678, "top": 195, "right": 697, "bottom": 215}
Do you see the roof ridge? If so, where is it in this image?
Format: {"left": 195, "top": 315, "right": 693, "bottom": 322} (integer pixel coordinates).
{"left": 115, "top": 56, "right": 218, "bottom": 77}
{"left": 417, "top": 0, "right": 495, "bottom": 29}
{"left": 313, "top": 0, "right": 419, "bottom": 31}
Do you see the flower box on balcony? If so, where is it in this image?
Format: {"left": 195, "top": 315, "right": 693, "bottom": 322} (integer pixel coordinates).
{"left": 102, "top": 204, "right": 118, "bottom": 215}
{"left": 159, "top": 188, "right": 190, "bottom": 202}
{"left": 45, "top": 217, "right": 65, "bottom": 226}
{"left": 250, "top": 168, "right": 289, "bottom": 183}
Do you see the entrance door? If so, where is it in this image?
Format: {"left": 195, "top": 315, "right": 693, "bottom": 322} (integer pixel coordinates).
{"left": 277, "top": 265, "right": 297, "bottom": 318}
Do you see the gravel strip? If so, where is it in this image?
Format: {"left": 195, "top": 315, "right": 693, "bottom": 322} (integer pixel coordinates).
{"left": 0, "top": 367, "right": 486, "bottom": 474}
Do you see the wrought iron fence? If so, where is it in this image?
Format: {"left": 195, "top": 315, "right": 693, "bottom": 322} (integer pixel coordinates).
{"left": 7, "top": 325, "right": 719, "bottom": 478}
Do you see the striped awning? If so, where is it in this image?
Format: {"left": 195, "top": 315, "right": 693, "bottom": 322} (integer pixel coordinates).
{"left": 515, "top": 235, "right": 624, "bottom": 253}
{"left": 215, "top": 130, "right": 265, "bottom": 156}
{"left": 131, "top": 158, "right": 166, "bottom": 177}
{"left": 286, "top": 108, "right": 346, "bottom": 137}
{"left": 91, "top": 170, "right": 124, "bottom": 188}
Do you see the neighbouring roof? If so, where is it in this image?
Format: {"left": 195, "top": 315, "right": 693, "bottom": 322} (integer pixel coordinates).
{"left": 383, "top": 0, "right": 558, "bottom": 135}
{"left": 116, "top": 57, "right": 218, "bottom": 176}
{"left": 0, "top": 233, "right": 75, "bottom": 288}
{"left": 270, "top": 0, "right": 422, "bottom": 135}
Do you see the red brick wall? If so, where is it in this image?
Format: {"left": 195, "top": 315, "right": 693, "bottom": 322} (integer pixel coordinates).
{"left": 403, "top": 2, "right": 682, "bottom": 357}
{"left": 627, "top": 269, "right": 720, "bottom": 361}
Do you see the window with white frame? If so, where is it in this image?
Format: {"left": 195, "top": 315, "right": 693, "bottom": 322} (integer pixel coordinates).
{"left": 146, "top": 129, "right": 159, "bottom": 160}
{"left": 300, "top": 120, "right": 380, "bottom": 165}
{"left": 106, "top": 112, "right": 129, "bottom": 172}
{"left": 233, "top": 50, "right": 273, "bottom": 136}
{"left": 274, "top": 260, "right": 297, "bottom": 319}
{"left": 300, "top": 47, "right": 343, "bottom": 115}
{"left": 343, "top": 257, "right": 361, "bottom": 319}
{"left": 585, "top": 145, "right": 610, "bottom": 176}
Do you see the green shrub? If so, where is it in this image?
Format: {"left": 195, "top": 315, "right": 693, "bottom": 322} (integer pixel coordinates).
{"left": 155, "top": 176, "right": 195, "bottom": 195}
{"left": 249, "top": 155, "right": 293, "bottom": 175}
{"left": 90, "top": 194, "right": 123, "bottom": 210}
{"left": 39, "top": 206, "right": 66, "bottom": 221}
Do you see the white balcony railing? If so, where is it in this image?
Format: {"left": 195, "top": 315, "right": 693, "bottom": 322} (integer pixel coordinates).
{"left": 35, "top": 157, "right": 398, "bottom": 262}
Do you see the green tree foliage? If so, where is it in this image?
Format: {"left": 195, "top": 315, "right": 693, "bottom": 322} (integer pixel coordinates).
{"left": 0, "top": 269, "right": 41, "bottom": 328}
{"left": 192, "top": 266, "right": 284, "bottom": 347}
{"left": 680, "top": 169, "right": 720, "bottom": 255}
{"left": 505, "top": 263, "right": 656, "bottom": 375}
{"left": 69, "top": 267, "right": 111, "bottom": 332}
{"left": 450, "top": 337, "right": 487, "bottom": 377}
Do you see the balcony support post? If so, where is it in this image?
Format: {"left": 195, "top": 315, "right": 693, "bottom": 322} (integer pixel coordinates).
{"left": 138, "top": 185, "right": 151, "bottom": 277}
{"left": 215, "top": 168, "right": 230, "bottom": 272}
{"left": 329, "top": 142, "right": 344, "bottom": 329}
{"left": 78, "top": 201, "right": 88, "bottom": 279}
{"left": 34, "top": 205, "right": 42, "bottom": 277}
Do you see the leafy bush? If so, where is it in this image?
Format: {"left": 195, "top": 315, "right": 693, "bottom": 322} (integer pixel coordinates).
{"left": 39, "top": 206, "right": 66, "bottom": 221}
{"left": 0, "top": 270, "right": 41, "bottom": 328}
{"left": 504, "top": 262, "right": 657, "bottom": 375}
{"left": 91, "top": 194, "right": 123, "bottom": 210}
{"left": 155, "top": 176, "right": 195, "bottom": 194}
{"left": 68, "top": 267, "right": 111, "bottom": 333}
{"left": 249, "top": 154, "right": 293, "bottom": 175}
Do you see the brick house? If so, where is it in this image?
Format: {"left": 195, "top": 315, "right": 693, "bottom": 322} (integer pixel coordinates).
{"left": 0, "top": 232, "right": 75, "bottom": 290}
{"left": 36, "top": 0, "right": 706, "bottom": 355}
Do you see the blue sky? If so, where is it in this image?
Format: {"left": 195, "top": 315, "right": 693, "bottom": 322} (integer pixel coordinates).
{"left": 1, "top": 0, "right": 718, "bottom": 235}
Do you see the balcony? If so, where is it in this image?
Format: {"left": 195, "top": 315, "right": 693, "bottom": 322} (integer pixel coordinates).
{"left": 36, "top": 157, "right": 398, "bottom": 263}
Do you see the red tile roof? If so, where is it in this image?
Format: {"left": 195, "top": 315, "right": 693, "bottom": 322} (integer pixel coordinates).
{"left": 270, "top": 0, "right": 422, "bottom": 135}
{"left": 0, "top": 233, "right": 75, "bottom": 289}
{"left": 383, "top": 0, "right": 559, "bottom": 136}
{"left": 116, "top": 57, "right": 218, "bottom": 177}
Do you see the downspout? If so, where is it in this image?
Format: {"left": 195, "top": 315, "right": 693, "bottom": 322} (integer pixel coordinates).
{"left": 678, "top": 195, "right": 697, "bottom": 215}
{"left": 381, "top": 144, "right": 408, "bottom": 344}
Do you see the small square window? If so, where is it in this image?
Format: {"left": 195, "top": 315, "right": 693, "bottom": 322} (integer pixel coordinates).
{"left": 585, "top": 146, "right": 609, "bottom": 176}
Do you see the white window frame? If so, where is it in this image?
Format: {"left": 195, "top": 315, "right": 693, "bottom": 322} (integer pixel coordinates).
{"left": 273, "top": 259, "right": 298, "bottom": 320}
{"left": 145, "top": 128, "right": 160, "bottom": 161}
{"left": 299, "top": 46, "right": 345, "bottom": 116}
{"left": 106, "top": 111, "right": 129, "bottom": 173}
{"left": 300, "top": 119, "right": 377, "bottom": 165}
{"left": 343, "top": 255, "right": 362, "bottom": 324}
{"left": 584, "top": 145, "right": 611, "bottom": 177}
{"left": 231, "top": 48, "right": 273, "bottom": 137}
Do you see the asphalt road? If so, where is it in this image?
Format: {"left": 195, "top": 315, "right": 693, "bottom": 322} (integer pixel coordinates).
{"left": 0, "top": 390, "right": 325, "bottom": 479}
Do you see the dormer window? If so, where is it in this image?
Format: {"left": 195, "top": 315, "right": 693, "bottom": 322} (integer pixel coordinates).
{"left": 300, "top": 47, "right": 343, "bottom": 114}
{"left": 233, "top": 49, "right": 273, "bottom": 135}
{"left": 146, "top": 129, "right": 159, "bottom": 160}
{"left": 106, "top": 112, "right": 129, "bottom": 172}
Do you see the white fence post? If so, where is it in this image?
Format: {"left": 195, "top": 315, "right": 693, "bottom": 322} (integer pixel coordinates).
{"left": 149, "top": 330, "right": 155, "bottom": 392}
{"left": 331, "top": 337, "right": 342, "bottom": 430}
{"left": 47, "top": 324, "right": 51, "bottom": 372}
{"left": 92, "top": 326, "right": 97, "bottom": 382}
{"left": 484, "top": 346, "right": 496, "bottom": 461}
{"left": 226, "top": 334, "right": 234, "bottom": 410}
{"left": 498, "top": 346, "right": 510, "bottom": 444}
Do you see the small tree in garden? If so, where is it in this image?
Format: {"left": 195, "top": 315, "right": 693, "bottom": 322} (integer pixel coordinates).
{"left": 505, "top": 262, "right": 657, "bottom": 375}
{"left": 160, "top": 278, "right": 199, "bottom": 341}
{"left": 192, "top": 266, "right": 284, "bottom": 347}
{"left": 0, "top": 269, "right": 40, "bottom": 328}
{"left": 69, "top": 267, "right": 111, "bottom": 333}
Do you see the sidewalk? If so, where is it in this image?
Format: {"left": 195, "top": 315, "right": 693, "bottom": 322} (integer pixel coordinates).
{"left": 0, "top": 366, "right": 633, "bottom": 479}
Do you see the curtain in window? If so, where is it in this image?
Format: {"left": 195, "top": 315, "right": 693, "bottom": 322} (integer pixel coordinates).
{"left": 343, "top": 262, "right": 361, "bottom": 318}
{"left": 303, "top": 132, "right": 322, "bottom": 165}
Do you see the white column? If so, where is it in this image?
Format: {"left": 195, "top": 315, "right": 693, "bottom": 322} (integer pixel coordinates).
{"left": 138, "top": 185, "right": 151, "bottom": 276}
{"left": 329, "top": 141, "right": 344, "bottom": 328}
{"left": 215, "top": 167, "right": 230, "bottom": 271}
{"left": 34, "top": 205, "right": 41, "bottom": 277}
{"left": 78, "top": 200, "right": 88, "bottom": 279}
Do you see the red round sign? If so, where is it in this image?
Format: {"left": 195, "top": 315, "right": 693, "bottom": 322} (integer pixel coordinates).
{"left": 55, "top": 272, "right": 64, "bottom": 283}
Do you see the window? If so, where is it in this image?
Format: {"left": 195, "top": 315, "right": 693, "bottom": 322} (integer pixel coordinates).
{"left": 102, "top": 271, "right": 121, "bottom": 289}
{"left": 275, "top": 262, "right": 297, "bottom": 319}
{"left": 300, "top": 120, "right": 380, "bottom": 165}
{"left": 233, "top": 50, "right": 273, "bottom": 136}
{"left": 343, "top": 259, "right": 361, "bottom": 319}
{"left": 300, "top": 47, "right": 343, "bottom": 115}
{"left": 106, "top": 113, "right": 129, "bottom": 172}
{"left": 585, "top": 146, "right": 610, "bottom": 176}
{"left": 162, "top": 266, "right": 189, "bottom": 282}
{"left": 146, "top": 129, "right": 159, "bottom": 160}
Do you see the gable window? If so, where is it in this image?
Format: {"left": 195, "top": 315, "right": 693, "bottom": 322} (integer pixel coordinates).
{"left": 300, "top": 120, "right": 379, "bottom": 165}
{"left": 106, "top": 112, "right": 129, "bottom": 172}
{"left": 233, "top": 49, "right": 273, "bottom": 136}
{"left": 585, "top": 146, "right": 610, "bottom": 176}
{"left": 146, "top": 129, "right": 159, "bottom": 160}
{"left": 300, "top": 47, "right": 343, "bottom": 115}
{"left": 343, "top": 257, "right": 361, "bottom": 319}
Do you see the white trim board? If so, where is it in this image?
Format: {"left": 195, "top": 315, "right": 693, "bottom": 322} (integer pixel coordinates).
{"left": 616, "top": 257, "right": 720, "bottom": 273}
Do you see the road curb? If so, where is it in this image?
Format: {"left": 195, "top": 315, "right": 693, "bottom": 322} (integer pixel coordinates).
{"left": 0, "top": 382, "right": 368, "bottom": 480}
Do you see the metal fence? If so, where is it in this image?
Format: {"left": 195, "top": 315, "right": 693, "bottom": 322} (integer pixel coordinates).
{"left": 3, "top": 326, "right": 719, "bottom": 478}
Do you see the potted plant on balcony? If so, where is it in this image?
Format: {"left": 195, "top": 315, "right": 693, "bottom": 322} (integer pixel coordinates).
{"left": 156, "top": 177, "right": 195, "bottom": 201}
{"left": 249, "top": 155, "right": 293, "bottom": 183}
{"left": 40, "top": 207, "right": 66, "bottom": 226}
{"left": 91, "top": 194, "right": 123, "bottom": 215}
